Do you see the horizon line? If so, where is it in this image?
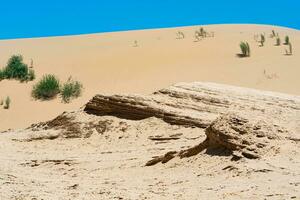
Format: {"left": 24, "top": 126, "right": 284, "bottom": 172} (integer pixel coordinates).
{"left": 0, "top": 23, "right": 299, "bottom": 41}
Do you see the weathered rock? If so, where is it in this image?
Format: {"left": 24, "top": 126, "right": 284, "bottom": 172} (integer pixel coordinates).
{"left": 84, "top": 94, "right": 212, "bottom": 128}
{"left": 23, "top": 111, "right": 114, "bottom": 141}
{"left": 146, "top": 114, "right": 285, "bottom": 165}
{"left": 205, "top": 114, "right": 282, "bottom": 156}
{"left": 85, "top": 82, "right": 300, "bottom": 133}
{"left": 14, "top": 82, "right": 299, "bottom": 163}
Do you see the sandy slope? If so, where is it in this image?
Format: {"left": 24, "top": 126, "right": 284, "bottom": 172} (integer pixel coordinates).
{"left": 0, "top": 24, "right": 299, "bottom": 131}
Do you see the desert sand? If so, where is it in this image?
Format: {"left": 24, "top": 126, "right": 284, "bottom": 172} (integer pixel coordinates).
{"left": 0, "top": 24, "right": 299, "bottom": 131}
{"left": 0, "top": 24, "right": 300, "bottom": 200}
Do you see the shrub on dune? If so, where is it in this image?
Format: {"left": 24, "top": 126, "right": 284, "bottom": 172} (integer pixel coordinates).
{"left": 32, "top": 74, "right": 60, "bottom": 99}
{"left": 275, "top": 37, "right": 281, "bottom": 46}
{"left": 0, "top": 55, "right": 35, "bottom": 82}
{"left": 239, "top": 42, "right": 251, "bottom": 57}
{"left": 176, "top": 31, "right": 185, "bottom": 39}
{"left": 285, "top": 42, "right": 293, "bottom": 55}
{"left": 199, "top": 27, "right": 206, "bottom": 37}
{"left": 260, "top": 34, "right": 265, "bottom": 46}
{"left": 270, "top": 30, "right": 276, "bottom": 38}
{"left": 3, "top": 55, "right": 28, "bottom": 80}
{"left": 61, "top": 77, "right": 83, "bottom": 103}
{"left": 284, "top": 36, "right": 290, "bottom": 45}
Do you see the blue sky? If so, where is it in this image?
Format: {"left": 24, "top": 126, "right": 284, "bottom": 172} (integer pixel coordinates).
{"left": 0, "top": 0, "right": 299, "bottom": 40}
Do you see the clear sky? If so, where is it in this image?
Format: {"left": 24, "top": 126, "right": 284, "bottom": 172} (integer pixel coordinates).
{"left": 0, "top": 0, "right": 299, "bottom": 40}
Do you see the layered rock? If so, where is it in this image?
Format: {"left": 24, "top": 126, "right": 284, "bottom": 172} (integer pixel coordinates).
{"left": 146, "top": 114, "right": 285, "bottom": 166}
{"left": 85, "top": 82, "right": 300, "bottom": 132}
{"left": 17, "top": 82, "right": 300, "bottom": 164}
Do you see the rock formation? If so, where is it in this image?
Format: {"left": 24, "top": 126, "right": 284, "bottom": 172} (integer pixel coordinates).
{"left": 15, "top": 82, "right": 299, "bottom": 165}
{"left": 2, "top": 82, "right": 300, "bottom": 199}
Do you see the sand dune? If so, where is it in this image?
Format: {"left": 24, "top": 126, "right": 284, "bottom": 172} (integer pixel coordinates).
{"left": 0, "top": 24, "right": 299, "bottom": 130}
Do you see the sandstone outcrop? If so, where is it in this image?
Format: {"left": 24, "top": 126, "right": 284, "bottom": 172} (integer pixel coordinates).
{"left": 15, "top": 82, "right": 299, "bottom": 164}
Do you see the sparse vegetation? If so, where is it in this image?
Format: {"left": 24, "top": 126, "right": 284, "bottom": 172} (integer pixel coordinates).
{"left": 133, "top": 40, "right": 138, "bottom": 47}
{"left": 260, "top": 34, "right": 265, "bottom": 46}
{"left": 194, "top": 31, "right": 201, "bottom": 42}
{"left": 239, "top": 42, "right": 251, "bottom": 57}
{"left": 270, "top": 30, "right": 276, "bottom": 38}
{"left": 194, "top": 27, "right": 214, "bottom": 41}
{"left": 32, "top": 74, "right": 60, "bottom": 99}
{"left": 31, "top": 74, "right": 83, "bottom": 102}
{"left": 285, "top": 42, "right": 293, "bottom": 55}
{"left": 199, "top": 27, "right": 206, "bottom": 37}
{"left": 4, "top": 96, "right": 11, "bottom": 109}
{"left": 284, "top": 36, "right": 290, "bottom": 45}
{"left": 61, "top": 77, "right": 83, "bottom": 103}
{"left": 275, "top": 37, "right": 281, "bottom": 46}
{"left": 0, "top": 55, "right": 35, "bottom": 82}
{"left": 176, "top": 31, "right": 185, "bottom": 39}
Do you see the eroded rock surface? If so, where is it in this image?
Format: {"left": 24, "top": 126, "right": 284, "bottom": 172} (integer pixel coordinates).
{"left": 1, "top": 82, "right": 300, "bottom": 199}
{"left": 85, "top": 82, "right": 300, "bottom": 132}
{"left": 16, "top": 82, "right": 300, "bottom": 155}
{"left": 146, "top": 114, "right": 286, "bottom": 165}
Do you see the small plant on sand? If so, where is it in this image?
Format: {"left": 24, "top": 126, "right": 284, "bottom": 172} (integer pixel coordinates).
{"left": 176, "top": 31, "right": 185, "bottom": 39}
{"left": 260, "top": 34, "right": 265, "bottom": 46}
{"left": 284, "top": 36, "right": 290, "bottom": 45}
{"left": 239, "top": 42, "right": 251, "bottom": 57}
{"left": 199, "top": 27, "right": 206, "bottom": 37}
{"left": 275, "top": 37, "right": 281, "bottom": 46}
{"left": 194, "top": 30, "right": 201, "bottom": 42}
{"left": 285, "top": 42, "right": 293, "bottom": 56}
{"left": 4, "top": 96, "right": 11, "bottom": 109}
{"left": 32, "top": 74, "right": 60, "bottom": 99}
{"left": 61, "top": 77, "right": 83, "bottom": 103}
{"left": 270, "top": 30, "right": 276, "bottom": 38}
{"left": 133, "top": 40, "right": 138, "bottom": 47}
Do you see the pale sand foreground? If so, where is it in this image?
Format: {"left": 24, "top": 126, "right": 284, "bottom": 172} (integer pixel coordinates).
{"left": 0, "top": 82, "right": 299, "bottom": 199}
{"left": 0, "top": 24, "right": 299, "bottom": 131}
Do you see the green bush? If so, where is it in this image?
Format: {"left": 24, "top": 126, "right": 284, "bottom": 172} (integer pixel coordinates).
{"left": 239, "top": 42, "right": 251, "bottom": 57}
{"left": 284, "top": 36, "right": 290, "bottom": 45}
{"left": 4, "top": 96, "right": 10, "bottom": 109}
{"left": 3, "top": 55, "right": 28, "bottom": 79}
{"left": 61, "top": 78, "right": 83, "bottom": 103}
{"left": 0, "top": 55, "right": 35, "bottom": 82}
{"left": 32, "top": 74, "right": 60, "bottom": 99}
